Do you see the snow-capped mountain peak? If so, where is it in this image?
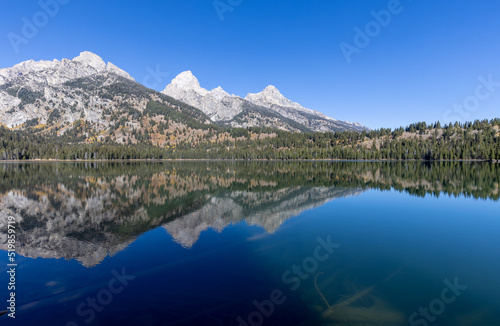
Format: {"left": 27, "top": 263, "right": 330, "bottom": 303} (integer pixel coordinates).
{"left": 163, "top": 72, "right": 234, "bottom": 120}
{"left": 263, "top": 85, "right": 280, "bottom": 93}
{"left": 249, "top": 85, "right": 284, "bottom": 99}
{"left": 246, "top": 85, "right": 304, "bottom": 112}
{"left": 170, "top": 70, "right": 202, "bottom": 89}
{"left": 72, "top": 51, "right": 107, "bottom": 71}
{"left": 210, "top": 86, "right": 230, "bottom": 100}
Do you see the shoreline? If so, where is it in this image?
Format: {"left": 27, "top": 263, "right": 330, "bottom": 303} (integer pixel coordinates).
{"left": 0, "top": 158, "right": 496, "bottom": 163}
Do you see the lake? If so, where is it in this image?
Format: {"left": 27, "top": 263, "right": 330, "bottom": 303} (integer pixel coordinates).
{"left": 0, "top": 161, "right": 499, "bottom": 325}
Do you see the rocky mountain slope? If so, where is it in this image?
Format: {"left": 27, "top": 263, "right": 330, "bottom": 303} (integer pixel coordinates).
{"left": 163, "top": 71, "right": 368, "bottom": 132}
{"left": 0, "top": 52, "right": 215, "bottom": 146}
{"left": 0, "top": 51, "right": 134, "bottom": 128}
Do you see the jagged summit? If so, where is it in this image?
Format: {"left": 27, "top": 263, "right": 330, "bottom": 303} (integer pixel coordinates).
{"left": 210, "top": 86, "right": 230, "bottom": 100}
{"left": 253, "top": 85, "right": 291, "bottom": 103}
{"left": 0, "top": 51, "right": 134, "bottom": 87}
{"left": 262, "top": 85, "right": 280, "bottom": 94}
{"left": 170, "top": 70, "right": 202, "bottom": 89}
{"left": 72, "top": 51, "right": 107, "bottom": 71}
{"left": 73, "top": 50, "right": 102, "bottom": 60}
{"left": 246, "top": 85, "right": 305, "bottom": 112}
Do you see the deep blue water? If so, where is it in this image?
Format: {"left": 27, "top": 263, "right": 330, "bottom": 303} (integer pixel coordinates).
{"left": 0, "top": 162, "right": 499, "bottom": 325}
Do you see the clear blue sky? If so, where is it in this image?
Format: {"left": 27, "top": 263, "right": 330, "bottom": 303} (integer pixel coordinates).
{"left": 1, "top": 0, "right": 499, "bottom": 129}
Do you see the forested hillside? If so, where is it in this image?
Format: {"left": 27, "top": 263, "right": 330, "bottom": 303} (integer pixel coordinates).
{"left": 1, "top": 119, "right": 499, "bottom": 161}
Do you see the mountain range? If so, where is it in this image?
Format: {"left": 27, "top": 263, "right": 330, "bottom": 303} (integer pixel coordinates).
{"left": 163, "top": 70, "right": 366, "bottom": 132}
{"left": 0, "top": 51, "right": 368, "bottom": 138}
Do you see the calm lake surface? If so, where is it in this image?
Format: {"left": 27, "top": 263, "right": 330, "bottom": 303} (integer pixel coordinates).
{"left": 0, "top": 161, "right": 499, "bottom": 326}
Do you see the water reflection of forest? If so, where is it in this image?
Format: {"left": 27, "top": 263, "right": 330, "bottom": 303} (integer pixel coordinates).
{"left": 0, "top": 161, "right": 498, "bottom": 266}
{"left": 1, "top": 161, "right": 498, "bottom": 200}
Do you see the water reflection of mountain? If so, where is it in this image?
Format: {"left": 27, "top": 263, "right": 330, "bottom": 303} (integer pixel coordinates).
{"left": 0, "top": 184, "right": 362, "bottom": 266}
{"left": 163, "top": 187, "right": 363, "bottom": 248}
{"left": 0, "top": 161, "right": 498, "bottom": 267}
